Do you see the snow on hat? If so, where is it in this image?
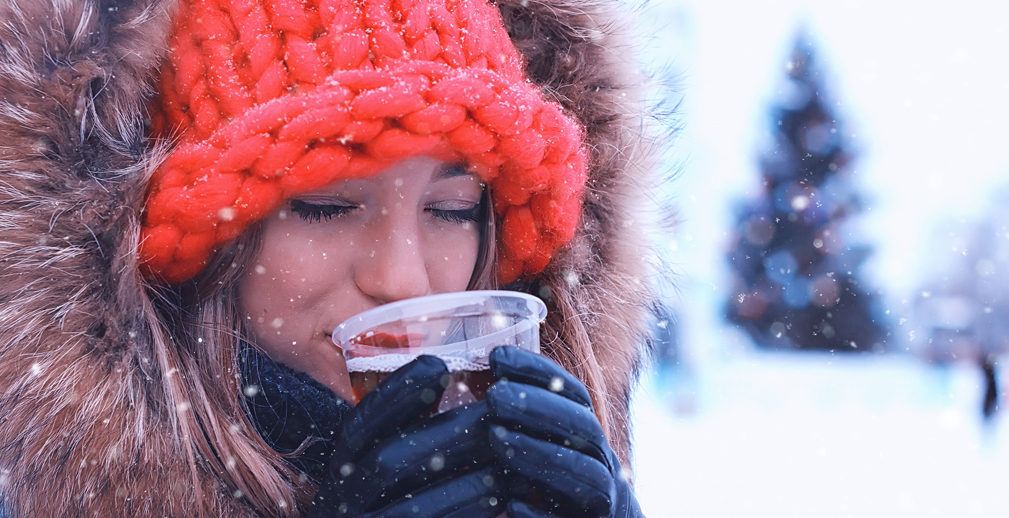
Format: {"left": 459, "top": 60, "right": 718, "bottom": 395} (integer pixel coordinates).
{"left": 140, "top": 0, "right": 587, "bottom": 284}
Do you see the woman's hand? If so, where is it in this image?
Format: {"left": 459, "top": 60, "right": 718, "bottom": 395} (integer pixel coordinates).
{"left": 486, "top": 347, "right": 645, "bottom": 518}
{"left": 309, "top": 355, "right": 505, "bottom": 518}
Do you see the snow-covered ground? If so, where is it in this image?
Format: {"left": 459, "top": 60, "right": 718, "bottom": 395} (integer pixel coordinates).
{"left": 632, "top": 352, "right": 1009, "bottom": 517}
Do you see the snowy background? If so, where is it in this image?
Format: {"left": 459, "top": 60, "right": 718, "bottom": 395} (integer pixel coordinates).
{"left": 633, "top": 349, "right": 1009, "bottom": 517}
{"left": 628, "top": 1, "right": 1009, "bottom": 516}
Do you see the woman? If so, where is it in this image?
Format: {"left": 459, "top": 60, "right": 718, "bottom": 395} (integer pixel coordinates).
{"left": 0, "top": 0, "right": 662, "bottom": 516}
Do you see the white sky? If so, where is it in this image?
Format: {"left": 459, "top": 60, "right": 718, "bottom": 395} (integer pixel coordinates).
{"left": 636, "top": 0, "right": 1009, "bottom": 317}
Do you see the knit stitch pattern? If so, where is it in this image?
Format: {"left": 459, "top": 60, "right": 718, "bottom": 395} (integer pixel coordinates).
{"left": 141, "top": 0, "right": 587, "bottom": 283}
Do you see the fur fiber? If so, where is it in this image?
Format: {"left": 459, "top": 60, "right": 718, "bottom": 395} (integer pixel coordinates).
{"left": 0, "top": 0, "right": 662, "bottom": 515}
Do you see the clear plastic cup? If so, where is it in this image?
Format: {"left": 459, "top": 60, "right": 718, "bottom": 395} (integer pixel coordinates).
{"left": 333, "top": 290, "right": 546, "bottom": 412}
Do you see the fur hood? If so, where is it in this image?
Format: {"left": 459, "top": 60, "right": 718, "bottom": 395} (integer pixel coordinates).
{"left": 0, "top": 0, "right": 661, "bottom": 516}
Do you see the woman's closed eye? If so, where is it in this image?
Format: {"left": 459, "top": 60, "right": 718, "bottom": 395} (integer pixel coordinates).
{"left": 427, "top": 201, "right": 480, "bottom": 224}
{"left": 289, "top": 199, "right": 359, "bottom": 222}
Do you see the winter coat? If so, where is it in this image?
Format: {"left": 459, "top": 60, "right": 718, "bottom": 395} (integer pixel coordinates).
{"left": 0, "top": 0, "right": 662, "bottom": 516}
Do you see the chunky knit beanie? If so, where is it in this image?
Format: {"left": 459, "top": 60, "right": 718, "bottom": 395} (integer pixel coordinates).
{"left": 140, "top": 0, "right": 587, "bottom": 284}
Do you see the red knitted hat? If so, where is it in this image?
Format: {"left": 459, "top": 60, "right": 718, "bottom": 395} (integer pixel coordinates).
{"left": 140, "top": 0, "right": 587, "bottom": 284}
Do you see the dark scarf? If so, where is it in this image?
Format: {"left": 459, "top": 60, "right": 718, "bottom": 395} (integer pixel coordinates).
{"left": 240, "top": 345, "right": 353, "bottom": 480}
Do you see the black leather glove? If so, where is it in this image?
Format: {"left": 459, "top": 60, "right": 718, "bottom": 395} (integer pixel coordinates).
{"left": 486, "top": 347, "right": 645, "bottom": 518}
{"left": 309, "top": 355, "right": 505, "bottom": 518}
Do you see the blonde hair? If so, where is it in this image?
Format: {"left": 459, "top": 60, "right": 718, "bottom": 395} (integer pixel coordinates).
{"left": 152, "top": 223, "right": 308, "bottom": 516}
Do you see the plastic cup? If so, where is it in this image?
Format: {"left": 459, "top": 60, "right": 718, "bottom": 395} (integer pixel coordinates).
{"left": 333, "top": 290, "right": 546, "bottom": 412}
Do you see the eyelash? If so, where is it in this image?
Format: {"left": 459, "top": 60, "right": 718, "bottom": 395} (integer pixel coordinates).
{"left": 289, "top": 200, "right": 481, "bottom": 224}
{"left": 290, "top": 200, "right": 357, "bottom": 222}
{"left": 428, "top": 205, "right": 480, "bottom": 223}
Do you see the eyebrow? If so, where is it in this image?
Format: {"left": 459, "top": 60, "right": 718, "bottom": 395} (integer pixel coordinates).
{"left": 437, "top": 163, "right": 472, "bottom": 179}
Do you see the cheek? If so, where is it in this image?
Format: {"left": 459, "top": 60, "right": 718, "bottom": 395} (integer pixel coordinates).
{"left": 427, "top": 225, "right": 481, "bottom": 290}
{"left": 242, "top": 251, "right": 330, "bottom": 313}
{"left": 237, "top": 240, "right": 318, "bottom": 340}
{"left": 237, "top": 265, "right": 289, "bottom": 342}
{"left": 238, "top": 226, "right": 362, "bottom": 330}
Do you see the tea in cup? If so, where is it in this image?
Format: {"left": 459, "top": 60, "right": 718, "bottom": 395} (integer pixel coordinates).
{"left": 333, "top": 290, "right": 546, "bottom": 412}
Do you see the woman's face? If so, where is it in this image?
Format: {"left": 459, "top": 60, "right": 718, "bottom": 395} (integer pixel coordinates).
{"left": 238, "top": 156, "right": 483, "bottom": 401}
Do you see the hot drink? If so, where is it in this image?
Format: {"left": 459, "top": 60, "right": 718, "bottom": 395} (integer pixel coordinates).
{"left": 334, "top": 291, "right": 546, "bottom": 412}
{"left": 438, "top": 368, "right": 496, "bottom": 409}
{"left": 347, "top": 353, "right": 496, "bottom": 411}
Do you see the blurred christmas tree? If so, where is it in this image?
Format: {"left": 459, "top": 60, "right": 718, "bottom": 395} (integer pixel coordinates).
{"left": 725, "top": 34, "right": 887, "bottom": 352}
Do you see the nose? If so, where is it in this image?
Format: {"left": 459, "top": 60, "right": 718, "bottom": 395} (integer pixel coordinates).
{"left": 354, "top": 213, "right": 432, "bottom": 304}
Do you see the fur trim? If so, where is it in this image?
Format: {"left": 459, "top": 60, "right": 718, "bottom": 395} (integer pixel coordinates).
{"left": 497, "top": 0, "right": 659, "bottom": 467}
{"left": 0, "top": 0, "right": 661, "bottom": 515}
{"left": 0, "top": 0, "right": 257, "bottom": 516}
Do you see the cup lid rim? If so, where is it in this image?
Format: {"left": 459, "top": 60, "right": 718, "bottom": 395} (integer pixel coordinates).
{"left": 332, "top": 290, "right": 547, "bottom": 345}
